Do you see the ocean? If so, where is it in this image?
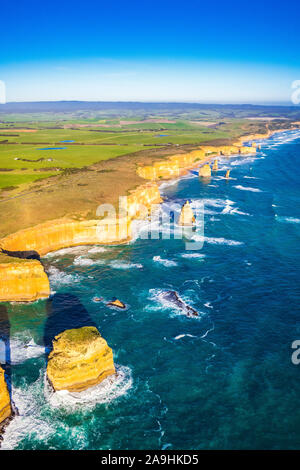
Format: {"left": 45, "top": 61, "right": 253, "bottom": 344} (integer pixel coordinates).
{"left": 1, "top": 129, "right": 300, "bottom": 450}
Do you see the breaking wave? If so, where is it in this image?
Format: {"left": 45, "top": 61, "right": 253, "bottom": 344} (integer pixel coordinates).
{"left": 47, "top": 266, "right": 82, "bottom": 286}
{"left": 153, "top": 256, "right": 177, "bottom": 267}
{"left": 275, "top": 216, "right": 300, "bottom": 224}
{"left": 234, "top": 185, "right": 262, "bottom": 193}
{"left": 109, "top": 260, "right": 143, "bottom": 269}
{"left": 45, "top": 365, "right": 132, "bottom": 411}
{"left": 192, "top": 235, "right": 243, "bottom": 246}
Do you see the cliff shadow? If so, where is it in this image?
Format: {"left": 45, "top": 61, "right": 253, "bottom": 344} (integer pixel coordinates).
{"left": 44, "top": 293, "right": 96, "bottom": 357}
{"left": 0, "top": 304, "right": 11, "bottom": 396}
{"left": 1, "top": 249, "right": 40, "bottom": 261}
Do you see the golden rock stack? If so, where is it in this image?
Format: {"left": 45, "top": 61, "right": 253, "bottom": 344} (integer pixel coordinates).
{"left": 46, "top": 326, "right": 116, "bottom": 392}
{"left": 225, "top": 170, "right": 231, "bottom": 179}
{"left": 199, "top": 164, "right": 211, "bottom": 178}
{"left": 178, "top": 201, "right": 196, "bottom": 226}
{"left": 0, "top": 366, "right": 11, "bottom": 426}
{"left": 212, "top": 159, "right": 218, "bottom": 171}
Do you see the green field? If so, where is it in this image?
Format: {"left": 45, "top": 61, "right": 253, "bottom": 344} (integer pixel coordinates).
{"left": 0, "top": 105, "right": 297, "bottom": 194}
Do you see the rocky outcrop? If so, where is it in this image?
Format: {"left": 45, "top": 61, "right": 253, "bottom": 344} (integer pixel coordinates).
{"left": 212, "top": 159, "right": 218, "bottom": 171}
{"left": 0, "top": 257, "right": 50, "bottom": 302}
{"left": 159, "top": 291, "right": 199, "bottom": 318}
{"left": 0, "top": 366, "right": 11, "bottom": 427}
{"left": 178, "top": 201, "right": 196, "bottom": 226}
{"left": 225, "top": 170, "right": 231, "bottom": 179}
{"left": 107, "top": 299, "right": 126, "bottom": 309}
{"left": 199, "top": 164, "right": 211, "bottom": 178}
{"left": 46, "top": 326, "right": 116, "bottom": 392}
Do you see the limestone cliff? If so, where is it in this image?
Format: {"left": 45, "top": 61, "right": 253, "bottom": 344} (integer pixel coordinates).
{"left": 199, "top": 164, "right": 212, "bottom": 178}
{"left": 178, "top": 201, "right": 196, "bottom": 226}
{"left": 0, "top": 366, "right": 11, "bottom": 426}
{"left": 137, "top": 144, "right": 254, "bottom": 181}
{"left": 122, "top": 182, "right": 163, "bottom": 218}
{"left": 0, "top": 257, "right": 50, "bottom": 302}
{"left": 0, "top": 216, "right": 132, "bottom": 257}
{"left": 137, "top": 151, "right": 206, "bottom": 180}
{"left": 46, "top": 326, "right": 116, "bottom": 392}
{"left": 0, "top": 182, "right": 162, "bottom": 302}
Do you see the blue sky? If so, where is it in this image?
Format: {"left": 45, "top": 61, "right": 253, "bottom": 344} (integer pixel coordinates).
{"left": 1, "top": 0, "right": 300, "bottom": 103}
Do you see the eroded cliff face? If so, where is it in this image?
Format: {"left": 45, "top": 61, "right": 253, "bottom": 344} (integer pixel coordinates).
{"left": 46, "top": 326, "right": 116, "bottom": 392}
{"left": 137, "top": 150, "right": 206, "bottom": 180}
{"left": 0, "top": 217, "right": 132, "bottom": 257}
{"left": 0, "top": 366, "right": 11, "bottom": 426}
{"left": 122, "top": 182, "right": 163, "bottom": 218}
{"left": 137, "top": 145, "right": 256, "bottom": 181}
{"left": 0, "top": 182, "right": 162, "bottom": 302}
{"left": 0, "top": 258, "right": 50, "bottom": 302}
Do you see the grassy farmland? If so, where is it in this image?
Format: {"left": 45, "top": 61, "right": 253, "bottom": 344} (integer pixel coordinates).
{"left": 0, "top": 102, "right": 299, "bottom": 238}
{"left": 0, "top": 111, "right": 278, "bottom": 194}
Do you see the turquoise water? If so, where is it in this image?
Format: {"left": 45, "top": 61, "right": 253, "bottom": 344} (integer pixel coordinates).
{"left": 1, "top": 130, "right": 300, "bottom": 449}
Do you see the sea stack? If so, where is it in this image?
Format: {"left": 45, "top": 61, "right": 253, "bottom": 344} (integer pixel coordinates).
{"left": 199, "top": 164, "right": 211, "bottom": 178}
{"left": 225, "top": 170, "right": 231, "bottom": 179}
{"left": 212, "top": 159, "right": 218, "bottom": 171}
{"left": 46, "top": 326, "right": 116, "bottom": 392}
{"left": 107, "top": 299, "right": 126, "bottom": 309}
{"left": 0, "top": 366, "right": 11, "bottom": 427}
{"left": 178, "top": 201, "right": 196, "bottom": 226}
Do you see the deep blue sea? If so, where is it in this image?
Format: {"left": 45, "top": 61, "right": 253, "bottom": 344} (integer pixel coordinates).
{"left": 1, "top": 130, "right": 300, "bottom": 450}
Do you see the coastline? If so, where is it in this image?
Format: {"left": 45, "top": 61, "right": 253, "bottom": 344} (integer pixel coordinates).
{"left": 0, "top": 127, "right": 298, "bottom": 303}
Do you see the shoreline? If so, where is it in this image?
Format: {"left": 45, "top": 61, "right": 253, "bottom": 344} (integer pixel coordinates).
{"left": 0, "top": 127, "right": 299, "bottom": 303}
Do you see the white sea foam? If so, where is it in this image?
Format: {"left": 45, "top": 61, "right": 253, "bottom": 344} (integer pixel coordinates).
{"left": 230, "top": 156, "right": 259, "bottom": 166}
{"left": 234, "top": 185, "right": 262, "bottom": 192}
{"left": 88, "top": 246, "right": 108, "bottom": 254}
{"left": 180, "top": 253, "right": 206, "bottom": 259}
{"left": 174, "top": 334, "right": 197, "bottom": 340}
{"left": 192, "top": 235, "right": 243, "bottom": 246}
{"left": 45, "top": 365, "right": 132, "bottom": 411}
{"left": 204, "top": 302, "right": 213, "bottom": 309}
{"left": 45, "top": 246, "right": 89, "bottom": 258}
{"left": 47, "top": 266, "right": 81, "bottom": 286}
{"left": 0, "top": 370, "right": 55, "bottom": 450}
{"left": 191, "top": 198, "right": 235, "bottom": 210}
{"left": 153, "top": 256, "right": 177, "bottom": 267}
{"left": 1, "top": 365, "right": 132, "bottom": 449}
{"left": 243, "top": 175, "right": 259, "bottom": 179}
{"left": 276, "top": 216, "right": 300, "bottom": 224}
{"left": 9, "top": 337, "right": 45, "bottom": 364}
{"left": 109, "top": 260, "right": 143, "bottom": 269}
{"left": 221, "top": 199, "right": 235, "bottom": 214}
{"left": 73, "top": 256, "right": 105, "bottom": 267}
{"left": 230, "top": 208, "right": 251, "bottom": 216}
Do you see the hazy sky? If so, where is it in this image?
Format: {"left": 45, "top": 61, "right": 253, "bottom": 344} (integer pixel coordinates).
{"left": 1, "top": 0, "right": 300, "bottom": 103}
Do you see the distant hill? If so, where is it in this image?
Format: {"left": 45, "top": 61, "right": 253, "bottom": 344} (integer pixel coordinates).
{"left": 0, "top": 101, "right": 300, "bottom": 119}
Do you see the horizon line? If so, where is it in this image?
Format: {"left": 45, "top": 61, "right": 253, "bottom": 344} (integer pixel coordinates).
{"left": 0, "top": 99, "right": 296, "bottom": 107}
